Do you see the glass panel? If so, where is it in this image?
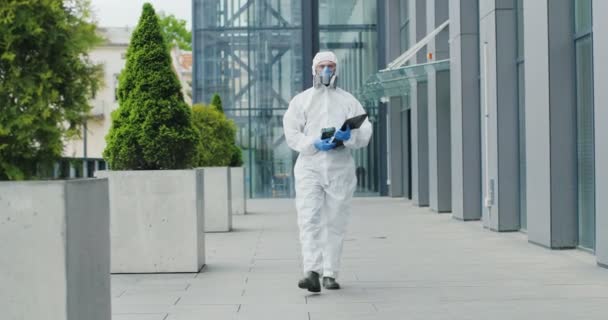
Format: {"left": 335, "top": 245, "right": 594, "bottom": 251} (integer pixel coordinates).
{"left": 517, "top": 62, "right": 527, "bottom": 230}
{"left": 516, "top": 0, "right": 524, "bottom": 60}
{"left": 574, "top": 0, "right": 592, "bottom": 34}
{"left": 318, "top": 0, "right": 377, "bottom": 25}
{"left": 400, "top": 24, "right": 409, "bottom": 53}
{"left": 399, "top": 0, "right": 409, "bottom": 26}
{"left": 248, "top": 109, "right": 296, "bottom": 198}
{"left": 319, "top": 27, "right": 379, "bottom": 196}
{"left": 320, "top": 30, "right": 377, "bottom": 93}
{"left": 194, "top": 0, "right": 303, "bottom": 198}
{"left": 575, "top": 36, "right": 595, "bottom": 250}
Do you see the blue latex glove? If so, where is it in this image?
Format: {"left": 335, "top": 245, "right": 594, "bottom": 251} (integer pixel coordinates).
{"left": 314, "top": 138, "right": 337, "bottom": 151}
{"left": 334, "top": 125, "right": 351, "bottom": 142}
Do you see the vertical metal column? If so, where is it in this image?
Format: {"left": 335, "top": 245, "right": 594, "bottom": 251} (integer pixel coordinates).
{"left": 450, "top": 0, "right": 481, "bottom": 220}
{"left": 410, "top": 0, "right": 430, "bottom": 206}
{"left": 524, "top": 0, "right": 577, "bottom": 248}
{"left": 479, "top": 0, "right": 520, "bottom": 231}
{"left": 427, "top": 0, "right": 451, "bottom": 213}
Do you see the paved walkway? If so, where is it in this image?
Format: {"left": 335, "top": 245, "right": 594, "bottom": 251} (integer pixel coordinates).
{"left": 112, "top": 198, "right": 608, "bottom": 320}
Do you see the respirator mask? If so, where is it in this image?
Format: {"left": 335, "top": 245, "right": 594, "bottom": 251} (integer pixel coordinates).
{"left": 314, "top": 65, "right": 337, "bottom": 88}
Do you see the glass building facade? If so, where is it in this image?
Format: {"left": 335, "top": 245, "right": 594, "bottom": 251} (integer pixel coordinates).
{"left": 192, "top": 0, "right": 384, "bottom": 198}
{"left": 574, "top": 0, "right": 595, "bottom": 250}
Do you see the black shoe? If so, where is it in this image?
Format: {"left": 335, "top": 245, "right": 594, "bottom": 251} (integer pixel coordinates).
{"left": 322, "top": 277, "right": 340, "bottom": 290}
{"left": 298, "top": 271, "right": 321, "bottom": 293}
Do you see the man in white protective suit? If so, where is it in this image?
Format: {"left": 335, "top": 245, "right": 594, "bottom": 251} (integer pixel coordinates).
{"left": 282, "top": 51, "right": 373, "bottom": 292}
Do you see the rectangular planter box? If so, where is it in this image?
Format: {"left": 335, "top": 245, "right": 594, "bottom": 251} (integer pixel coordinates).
{"left": 203, "top": 167, "right": 232, "bottom": 232}
{"left": 0, "top": 179, "right": 111, "bottom": 320}
{"left": 97, "top": 170, "right": 205, "bottom": 273}
{"left": 230, "top": 166, "right": 247, "bottom": 215}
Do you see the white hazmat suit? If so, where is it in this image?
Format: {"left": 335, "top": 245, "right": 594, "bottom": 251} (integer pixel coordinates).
{"left": 283, "top": 51, "right": 373, "bottom": 280}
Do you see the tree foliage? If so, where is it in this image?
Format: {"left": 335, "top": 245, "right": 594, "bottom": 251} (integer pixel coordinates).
{"left": 103, "top": 3, "right": 198, "bottom": 170}
{"left": 192, "top": 104, "right": 238, "bottom": 167}
{"left": 0, "top": 0, "right": 103, "bottom": 180}
{"left": 210, "top": 93, "right": 223, "bottom": 113}
{"left": 229, "top": 143, "right": 243, "bottom": 167}
{"left": 158, "top": 12, "right": 191, "bottom": 51}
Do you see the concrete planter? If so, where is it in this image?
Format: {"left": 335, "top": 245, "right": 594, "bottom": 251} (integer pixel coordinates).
{"left": 202, "top": 167, "right": 232, "bottom": 232}
{"left": 0, "top": 179, "right": 111, "bottom": 320}
{"left": 230, "top": 166, "right": 247, "bottom": 215}
{"left": 97, "top": 170, "right": 205, "bottom": 273}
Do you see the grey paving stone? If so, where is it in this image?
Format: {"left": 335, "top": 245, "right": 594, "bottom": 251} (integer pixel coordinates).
{"left": 112, "top": 314, "right": 167, "bottom": 320}
{"left": 110, "top": 198, "right": 608, "bottom": 320}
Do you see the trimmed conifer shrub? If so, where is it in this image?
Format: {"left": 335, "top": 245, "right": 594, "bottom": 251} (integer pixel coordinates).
{"left": 103, "top": 3, "right": 198, "bottom": 170}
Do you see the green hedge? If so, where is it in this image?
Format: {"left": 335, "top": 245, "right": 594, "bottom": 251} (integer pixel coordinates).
{"left": 192, "top": 104, "right": 240, "bottom": 167}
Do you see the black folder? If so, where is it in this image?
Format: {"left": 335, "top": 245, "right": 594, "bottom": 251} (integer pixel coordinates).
{"left": 340, "top": 113, "right": 368, "bottom": 131}
{"left": 320, "top": 113, "right": 368, "bottom": 147}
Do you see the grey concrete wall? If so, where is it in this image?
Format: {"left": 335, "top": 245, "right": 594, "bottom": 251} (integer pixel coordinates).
{"left": 479, "top": 0, "right": 520, "bottom": 231}
{"left": 411, "top": 81, "right": 430, "bottom": 206}
{"left": 204, "top": 167, "right": 233, "bottom": 232}
{"left": 523, "top": 0, "right": 577, "bottom": 248}
{"left": 0, "top": 180, "right": 111, "bottom": 320}
{"left": 409, "top": 0, "right": 430, "bottom": 206}
{"left": 593, "top": 0, "right": 608, "bottom": 267}
{"left": 450, "top": 0, "right": 481, "bottom": 221}
{"left": 427, "top": 0, "right": 452, "bottom": 213}
{"left": 231, "top": 167, "right": 247, "bottom": 215}
{"left": 66, "top": 179, "right": 111, "bottom": 320}
{"left": 97, "top": 170, "right": 205, "bottom": 272}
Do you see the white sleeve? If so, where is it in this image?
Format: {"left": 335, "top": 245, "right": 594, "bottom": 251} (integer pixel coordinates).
{"left": 343, "top": 99, "right": 373, "bottom": 150}
{"left": 282, "top": 98, "right": 318, "bottom": 155}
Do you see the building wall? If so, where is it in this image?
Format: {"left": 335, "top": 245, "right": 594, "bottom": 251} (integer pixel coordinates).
{"left": 397, "top": 0, "right": 604, "bottom": 267}
{"left": 449, "top": 0, "right": 481, "bottom": 221}
{"left": 479, "top": 0, "right": 520, "bottom": 231}
{"left": 593, "top": 0, "right": 608, "bottom": 266}
{"left": 64, "top": 45, "right": 126, "bottom": 159}
{"left": 427, "top": 0, "right": 452, "bottom": 213}
{"left": 524, "top": 0, "right": 577, "bottom": 248}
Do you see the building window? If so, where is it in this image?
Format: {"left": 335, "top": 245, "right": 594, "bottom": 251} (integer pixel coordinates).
{"left": 399, "top": 0, "right": 410, "bottom": 53}
{"left": 318, "top": 0, "right": 380, "bottom": 195}
{"left": 516, "top": 0, "right": 526, "bottom": 230}
{"left": 194, "top": 0, "right": 304, "bottom": 198}
{"left": 574, "top": 0, "right": 595, "bottom": 250}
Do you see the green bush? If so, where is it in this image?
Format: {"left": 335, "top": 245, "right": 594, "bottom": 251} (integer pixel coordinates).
{"left": 103, "top": 3, "right": 198, "bottom": 170}
{"left": 192, "top": 104, "right": 237, "bottom": 167}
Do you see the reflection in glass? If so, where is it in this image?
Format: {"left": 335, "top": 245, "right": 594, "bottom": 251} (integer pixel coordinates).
{"left": 399, "top": 0, "right": 410, "bottom": 53}
{"left": 194, "top": 0, "right": 303, "bottom": 198}
{"left": 319, "top": 27, "right": 379, "bottom": 195}
{"left": 318, "top": 0, "right": 376, "bottom": 25}
{"left": 516, "top": 0, "right": 526, "bottom": 230}
{"left": 574, "top": 0, "right": 592, "bottom": 34}
{"left": 575, "top": 36, "right": 595, "bottom": 250}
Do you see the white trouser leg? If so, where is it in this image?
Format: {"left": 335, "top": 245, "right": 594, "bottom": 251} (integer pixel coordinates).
{"left": 321, "top": 186, "right": 353, "bottom": 279}
{"left": 295, "top": 173, "right": 324, "bottom": 275}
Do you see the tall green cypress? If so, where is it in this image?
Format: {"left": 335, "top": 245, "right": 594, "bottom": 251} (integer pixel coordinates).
{"left": 104, "top": 3, "right": 198, "bottom": 170}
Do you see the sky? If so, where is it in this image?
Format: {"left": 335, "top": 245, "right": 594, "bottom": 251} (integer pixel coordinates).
{"left": 90, "top": 0, "right": 192, "bottom": 28}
